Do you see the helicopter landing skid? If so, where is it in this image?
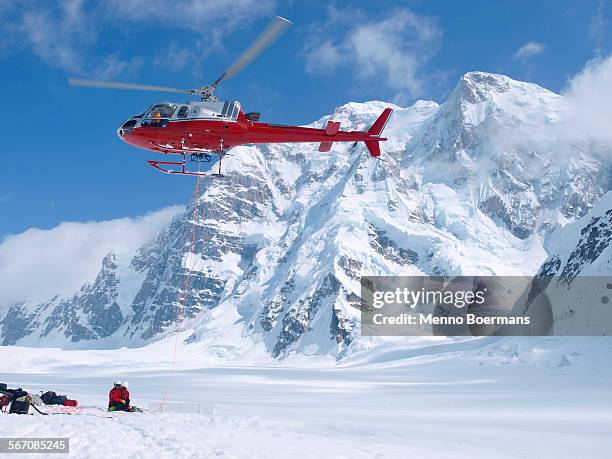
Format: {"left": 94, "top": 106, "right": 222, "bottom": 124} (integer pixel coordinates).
{"left": 147, "top": 157, "right": 225, "bottom": 178}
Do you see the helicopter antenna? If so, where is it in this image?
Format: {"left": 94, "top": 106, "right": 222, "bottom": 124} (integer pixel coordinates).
{"left": 68, "top": 16, "right": 292, "bottom": 102}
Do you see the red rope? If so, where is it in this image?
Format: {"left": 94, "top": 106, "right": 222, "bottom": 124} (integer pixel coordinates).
{"left": 160, "top": 161, "right": 202, "bottom": 408}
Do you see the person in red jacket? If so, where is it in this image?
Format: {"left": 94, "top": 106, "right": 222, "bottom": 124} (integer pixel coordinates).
{"left": 108, "top": 381, "right": 131, "bottom": 412}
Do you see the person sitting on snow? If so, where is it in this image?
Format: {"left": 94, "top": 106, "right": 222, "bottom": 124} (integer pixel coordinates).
{"left": 108, "top": 380, "right": 131, "bottom": 412}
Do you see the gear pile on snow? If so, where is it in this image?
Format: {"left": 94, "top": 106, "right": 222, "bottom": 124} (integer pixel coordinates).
{"left": 1, "top": 383, "right": 79, "bottom": 415}
{"left": 0, "top": 383, "right": 32, "bottom": 414}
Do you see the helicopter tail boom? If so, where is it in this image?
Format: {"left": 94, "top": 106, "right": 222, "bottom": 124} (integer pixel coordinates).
{"left": 316, "top": 108, "right": 393, "bottom": 156}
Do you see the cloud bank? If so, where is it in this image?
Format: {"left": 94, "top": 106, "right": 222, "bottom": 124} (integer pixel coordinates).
{"left": 0, "top": 206, "right": 183, "bottom": 309}
{"left": 564, "top": 53, "right": 612, "bottom": 144}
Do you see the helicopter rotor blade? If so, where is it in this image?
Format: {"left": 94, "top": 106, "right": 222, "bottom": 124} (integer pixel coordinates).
{"left": 213, "top": 15, "right": 291, "bottom": 87}
{"left": 68, "top": 78, "right": 197, "bottom": 95}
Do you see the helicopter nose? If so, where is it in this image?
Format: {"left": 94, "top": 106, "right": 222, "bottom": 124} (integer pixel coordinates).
{"left": 118, "top": 119, "right": 138, "bottom": 141}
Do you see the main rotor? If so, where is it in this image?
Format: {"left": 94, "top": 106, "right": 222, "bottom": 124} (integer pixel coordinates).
{"left": 68, "top": 16, "right": 291, "bottom": 102}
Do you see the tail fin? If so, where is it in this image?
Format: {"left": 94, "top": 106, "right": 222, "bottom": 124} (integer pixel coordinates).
{"left": 364, "top": 108, "right": 393, "bottom": 157}
{"left": 364, "top": 140, "right": 380, "bottom": 157}
{"left": 318, "top": 120, "right": 341, "bottom": 152}
{"left": 367, "top": 108, "right": 393, "bottom": 136}
{"left": 318, "top": 141, "right": 333, "bottom": 152}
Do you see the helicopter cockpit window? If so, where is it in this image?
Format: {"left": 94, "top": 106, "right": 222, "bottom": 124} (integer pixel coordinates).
{"left": 147, "top": 104, "right": 176, "bottom": 118}
{"left": 141, "top": 104, "right": 176, "bottom": 127}
{"left": 177, "top": 105, "right": 189, "bottom": 118}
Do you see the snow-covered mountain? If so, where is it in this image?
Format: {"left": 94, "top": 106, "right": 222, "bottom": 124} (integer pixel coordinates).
{"left": 2, "top": 72, "right": 611, "bottom": 355}
{"left": 511, "top": 191, "right": 612, "bottom": 336}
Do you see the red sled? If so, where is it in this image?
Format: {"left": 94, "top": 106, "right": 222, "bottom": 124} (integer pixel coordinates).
{"left": 63, "top": 400, "right": 78, "bottom": 407}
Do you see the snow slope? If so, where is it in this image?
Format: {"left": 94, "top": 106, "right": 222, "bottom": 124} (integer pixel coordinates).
{"left": 1, "top": 336, "right": 611, "bottom": 458}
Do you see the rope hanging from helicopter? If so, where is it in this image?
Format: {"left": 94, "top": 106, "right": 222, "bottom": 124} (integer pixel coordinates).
{"left": 159, "top": 162, "right": 203, "bottom": 407}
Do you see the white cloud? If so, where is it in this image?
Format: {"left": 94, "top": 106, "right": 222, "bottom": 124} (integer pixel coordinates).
{"left": 564, "top": 53, "right": 612, "bottom": 144}
{"left": 105, "top": 0, "right": 275, "bottom": 77}
{"left": 304, "top": 8, "right": 441, "bottom": 101}
{"left": 589, "top": 0, "right": 608, "bottom": 55}
{"left": 103, "top": 0, "right": 275, "bottom": 32}
{"left": 514, "top": 41, "right": 546, "bottom": 61}
{"left": 154, "top": 42, "right": 198, "bottom": 71}
{"left": 0, "top": 0, "right": 136, "bottom": 76}
{"left": 0, "top": 206, "right": 183, "bottom": 309}
{"left": 304, "top": 41, "right": 343, "bottom": 74}
{"left": 17, "top": 0, "right": 93, "bottom": 72}
{"left": 494, "top": 53, "right": 612, "bottom": 160}
{"left": 96, "top": 53, "right": 144, "bottom": 80}
{"left": 1, "top": 0, "right": 274, "bottom": 76}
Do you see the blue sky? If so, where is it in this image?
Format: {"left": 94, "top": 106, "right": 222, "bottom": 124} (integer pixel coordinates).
{"left": 0, "top": 0, "right": 610, "bottom": 236}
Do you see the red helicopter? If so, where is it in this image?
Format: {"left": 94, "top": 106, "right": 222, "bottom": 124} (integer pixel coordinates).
{"left": 69, "top": 17, "right": 393, "bottom": 177}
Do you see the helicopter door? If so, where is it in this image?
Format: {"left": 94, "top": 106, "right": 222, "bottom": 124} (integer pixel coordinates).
{"left": 145, "top": 104, "right": 180, "bottom": 150}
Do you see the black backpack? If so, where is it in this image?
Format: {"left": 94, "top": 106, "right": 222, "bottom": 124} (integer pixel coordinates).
{"left": 41, "top": 391, "right": 56, "bottom": 405}
{"left": 41, "top": 391, "right": 68, "bottom": 405}
{"left": 9, "top": 398, "right": 30, "bottom": 414}
{"left": 7, "top": 389, "right": 30, "bottom": 415}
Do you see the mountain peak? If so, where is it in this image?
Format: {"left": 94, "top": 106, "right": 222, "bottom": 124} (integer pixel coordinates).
{"left": 452, "top": 71, "right": 515, "bottom": 103}
{"left": 451, "top": 71, "right": 558, "bottom": 106}
{"left": 461, "top": 71, "right": 512, "bottom": 83}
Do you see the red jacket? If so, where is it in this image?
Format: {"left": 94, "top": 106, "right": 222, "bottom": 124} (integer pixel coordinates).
{"left": 109, "top": 386, "right": 130, "bottom": 404}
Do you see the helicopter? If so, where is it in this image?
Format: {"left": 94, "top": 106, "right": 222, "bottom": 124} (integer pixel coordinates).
{"left": 69, "top": 16, "right": 393, "bottom": 177}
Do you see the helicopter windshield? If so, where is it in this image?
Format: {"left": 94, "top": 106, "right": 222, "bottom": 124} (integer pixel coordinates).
{"left": 147, "top": 103, "right": 176, "bottom": 118}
